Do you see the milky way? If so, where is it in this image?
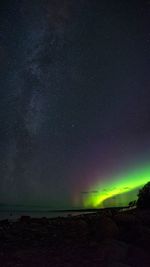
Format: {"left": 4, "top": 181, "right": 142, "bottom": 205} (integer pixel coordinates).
{"left": 0, "top": 0, "right": 150, "bottom": 208}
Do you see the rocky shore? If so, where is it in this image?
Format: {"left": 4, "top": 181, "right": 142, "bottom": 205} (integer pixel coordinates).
{"left": 0, "top": 208, "right": 150, "bottom": 266}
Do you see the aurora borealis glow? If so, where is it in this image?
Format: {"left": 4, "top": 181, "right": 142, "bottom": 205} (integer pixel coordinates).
{"left": 82, "top": 164, "right": 150, "bottom": 208}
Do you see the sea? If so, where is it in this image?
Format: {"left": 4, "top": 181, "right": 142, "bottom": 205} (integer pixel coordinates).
{"left": 0, "top": 209, "right": 94, "bottom": 221}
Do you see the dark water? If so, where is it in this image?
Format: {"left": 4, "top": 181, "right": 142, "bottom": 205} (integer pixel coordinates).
{"left": 0, "top": 210, "right": 93, "bottom": 221}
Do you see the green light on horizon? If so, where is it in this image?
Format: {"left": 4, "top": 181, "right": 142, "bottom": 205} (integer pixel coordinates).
{"left": 84, "top": 164, "right": 150, "bottom": 208}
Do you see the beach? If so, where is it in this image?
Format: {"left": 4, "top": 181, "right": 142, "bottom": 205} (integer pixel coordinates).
{"left": 0, "top": 208, "right": 150, "bottom": 266}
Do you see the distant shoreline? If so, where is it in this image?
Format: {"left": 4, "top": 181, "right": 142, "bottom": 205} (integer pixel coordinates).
{"left": 0, "top": 206, "right": 128, "bottom": 213}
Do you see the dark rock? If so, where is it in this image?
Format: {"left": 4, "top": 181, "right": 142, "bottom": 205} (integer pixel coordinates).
{"left": 63, "top": 219, "right": 89, "bottom": 241}
{"left": 19, "top": 216, "right": 31, "bottom": 224}
{"left": 1, "top": 209, "right": 150, "bottom": 266}
{"left": 135, "top": 209, "right": 150, "bottom": 227}
{"left": 98, "top": 239, "right": 129, "bottom": 262}
{"left": 0, "top": 219, "right": 9, "bottom": 225}
{"left": 40, "top": 217, "right": 49, "bottom": 225}
{"left": 0, "top": 227, "right": 6, "bottom": 240}
{"left": 127, "top": 245, "right": 150, "bottom": 267}
{"left": 114, "top": 213, "right": 138, "bottom": 242}
{"left": 90, "top": 215, "right": 119, "bottom": 241}
{"left": 134, "top": 225, "right": 150, "bottom": 248}
{"left": 114, "top": 213, "right": 136, "bottom": 226}
{"left": 107, "top": 263, "right": 131, "bottom": 267}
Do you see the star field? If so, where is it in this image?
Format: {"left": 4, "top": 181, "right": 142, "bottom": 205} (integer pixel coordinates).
{"left": 0, "top": 0, "right": 150, "bottom": 208}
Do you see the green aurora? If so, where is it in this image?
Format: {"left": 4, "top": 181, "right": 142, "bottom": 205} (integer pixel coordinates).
{"left": 83, "top": 164, "right": 150, "bottom": 208}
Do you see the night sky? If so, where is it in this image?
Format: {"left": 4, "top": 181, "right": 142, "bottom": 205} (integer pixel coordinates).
{"left": 1, "top": 0, "right": 150, "bottom": 208}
